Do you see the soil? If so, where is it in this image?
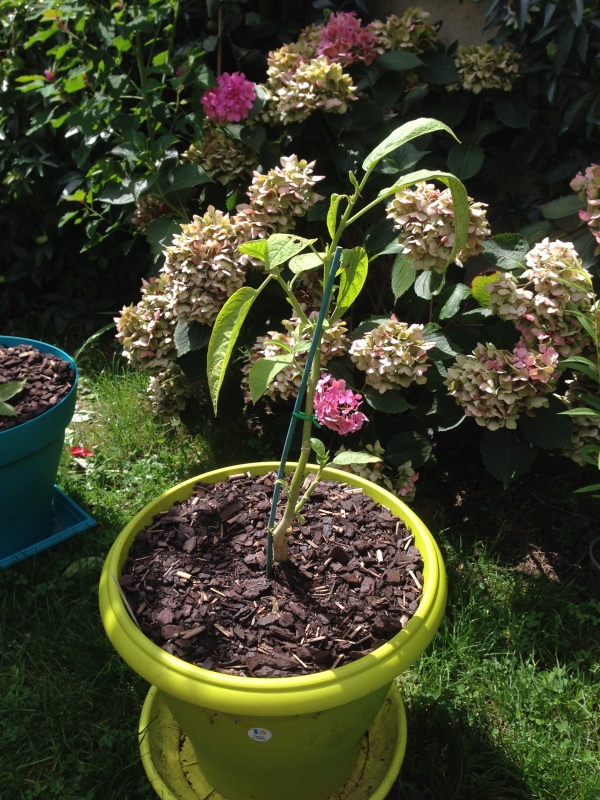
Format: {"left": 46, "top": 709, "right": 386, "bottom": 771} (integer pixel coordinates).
{"left": 119, "top": 471, "right": 424, "bottom": 678}
{"left": 0, "top": 344, "right": 75, "bottom": 432}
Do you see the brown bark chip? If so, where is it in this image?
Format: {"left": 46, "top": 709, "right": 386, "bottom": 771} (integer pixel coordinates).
{"left": 120, "top": 472, "right": 424, "bottom": 677}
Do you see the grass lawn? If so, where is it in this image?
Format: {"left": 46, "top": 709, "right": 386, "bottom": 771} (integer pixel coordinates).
{"left": 1, "top": 345, "right": 599, "bottom": 799}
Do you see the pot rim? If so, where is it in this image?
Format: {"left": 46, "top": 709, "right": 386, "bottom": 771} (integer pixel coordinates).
{"left": 99, "top": 462, "right": 447, "bottom": 715}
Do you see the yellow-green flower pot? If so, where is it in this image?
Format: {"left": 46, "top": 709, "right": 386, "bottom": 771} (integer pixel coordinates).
{"left": 99, "top": 462, "right": 446, "bottom": 800}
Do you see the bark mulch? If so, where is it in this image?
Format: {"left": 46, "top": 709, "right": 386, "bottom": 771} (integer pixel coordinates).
{"left": 0, "top": 344, "right": 75, "bottom": 432}
{"left": 120, "top": 471, "right": 424, "bottom": 678}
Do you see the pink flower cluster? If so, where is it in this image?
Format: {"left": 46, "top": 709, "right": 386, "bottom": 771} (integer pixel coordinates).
{"left": 318, "top": 12, "right": 378, "bottom": 66}
{"left": 201, "top": 72, "right": 256, "bottom": 123}
{"left": 570, "top": 164, "right": 600, "bottom": 254}
{"left": 314, "top": 374, "right": 368, "bottom": 435}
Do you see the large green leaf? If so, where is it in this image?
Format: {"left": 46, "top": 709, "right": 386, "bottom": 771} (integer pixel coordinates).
{"left": 0, "top": 380, "right": 26, "bottom": 416}
{"left": 327, "top": 193, "right": 345, "bottom": 238}
{"left": 482, "top": 234, "right": 529, "bottom": 271}
{"left": 174, "top": 321, "right": 211, "bottom": 357}
{"left": 331, "top": 247, "right": 368, "bottom": 321}
{"left": 480, "top": 427, "right": 537, "bottom": 485}
{"left": 414, "top": 269, "right": 445, "bottom": 300}
{"left": 374, "top": 51, "right": 422, "bottom": 71}
{"left": 207, "top": 284, "right": 269, "bottom": 413}
{"left": 537, "top": 195, "right": 584, "bottom": 220}
{"left": 391, "top": 254, "right": 416, "bottom": 300}
{"left": 330, "top": 451, "right": 382, "bottom": 466}
{"left": 267, "top": 234, "right": 315, "bottom": 269}
{"left": 289, "top": 252, "right": 324, "bottom": 275}
{"left": 248, "top": 355, "right": 294, "bottom": 404}
{"left": 518, "top": 397, "right": 572, "bottom": 449}
{"left": 385, "top": 432, "right": 432, "bottom": 468}
{"left": 362, "top": 118, "right": 459, "bottom": 172}
{"left": 239, "top": 239, "right": 268, "bottom": 263}
{"left": 437, "top": 283, "right": 471, "bottom": 320}
{"left": 364, "top": 389, "right": 413, "bottom": 414}
{"left": 447, "top": 143, "right": 484, "bottom": 180}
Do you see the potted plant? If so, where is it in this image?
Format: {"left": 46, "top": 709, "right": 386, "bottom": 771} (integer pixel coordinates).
{"left": 0, "top": 335, "right": 95, "bottom": 568}
{"left": 99, "top": 118, "right": 470, "bottom": 800}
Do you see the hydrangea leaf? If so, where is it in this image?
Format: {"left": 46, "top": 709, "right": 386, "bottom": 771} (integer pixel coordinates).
{"left": 364, "top": 389, "right": 413, "bottom": 414}
{"left": 385, "top": 431, "right": 432, "bottom": 468}
{"left": 362, "top": 118, "right": 459, "bottom": 172}
{"left": 266, "top": 234, "right": 316, "bottom": 269}
{"left": 437, "top": 282, "right": 471, "bottom": 319}
{"left": 0, "top": 380, "right": 26, "bottom": 417}
{"left": 330, "top": 451, "right": 382, "bottom": 466}
{"left": 391, "top": 254, "right": 416, "bottom": 300}
{"left": 518, "top": 398, "right": 572, "bottom": 449}
{"left": 239, "top": 239, "right": 268, "bottom": 263}
{"left": 480, "top": 427, "right": 537, "bottom": 486}
{"left": 471, "top": 271, "right": 502, "bottom": 307}
{"left": 289, "top": 252, "right": 323, "bottom": 275}
{"left": 482, "top": 234, "right": 529, "bottom": 271}
{"left": 331, "top": 247, "right": 368, "bottom": 322}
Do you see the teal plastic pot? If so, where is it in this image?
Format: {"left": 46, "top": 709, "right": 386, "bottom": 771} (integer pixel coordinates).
{"left": 100, "top": 462, "right": 447, "bottom": 800}
{"left": 0, "top": 336, "right": 77, "bottom": 557}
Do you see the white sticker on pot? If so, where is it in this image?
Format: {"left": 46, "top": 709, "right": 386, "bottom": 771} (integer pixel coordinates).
{"left": 248, "top": 727, "right": 272, "bottom": 742}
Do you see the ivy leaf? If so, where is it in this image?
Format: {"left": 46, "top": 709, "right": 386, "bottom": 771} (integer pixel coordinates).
{"left": 248, "top": 355, "right": 294, "bottom": 404}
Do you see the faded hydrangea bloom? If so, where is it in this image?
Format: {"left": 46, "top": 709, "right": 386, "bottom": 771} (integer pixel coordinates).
{"left": 200, "top": 71, "right": 256, "bottom": 123}
{"left": 147, "top": 362, "right": 194, "bottom": 416}
{"left": 313, "top": 373, "right": 368, "bottom": 434}
{"left": 242, "top": 314, "right": 348, "bottom": 402}
{"left": 115, "top": 275, "right": 177, "bottom": 373}
{"left": 450, "top": 43, "right": 520, "bottom": 93}
{"left": 570, "top": 164, "right": 600, "bottom": 254}
{"left": 444, "top": 341, "right": 561, "bottom": 430}
{"left": 336, "top": 440, "right": 420, "bottom": 500}
{"left": 182, "top": 125, "right": 258, "bottom": 186}
{"left": 261, "top": 54, "right": 356, "bottom": 125}
{"left": 487, "top": 239, "right": 594, "bottom": 357}
{"left": 349, "top": 319, "right": 435, "bottom": 392}
{"left": 318, "top": 11, "right": 378, "bottom": 66}
{"left": 131, "top": 195, "right": 174, "bottom": 233}
{"left": 386, "top": 183, "right": 490, "bottom": 272}
{"left": 369, "top": 8, "right": 440, "bottom": 54}
{"left": 161, "top": 207, "right": 252, "bottom": 327}
{"left": 560, "top": 373, "right": 600, "bottom": 464}
{"left": 237, "top": 155, "right": 324, "bottom": 236}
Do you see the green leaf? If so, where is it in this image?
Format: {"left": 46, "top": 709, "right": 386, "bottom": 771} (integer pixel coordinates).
{"left": 362, "top": 118, "right": 459, "bottom": 172}
{"left": 152, "top": 50, "right": 170, "bottom": 66}
{"left": 422, "top": 328, "right": 459, "bottom": 359}
{"left": 447, "top": 144, "right": 484, "bottom": 180}
{"left": 267, "top": 234, "right": 315, "bottom": 269}
{"left": 332, "top": 247, "right": 368, "bottom": 322}
{"left": 391, "top": 254, "right": 416, "bottom": 300}
{"left": 364, "top": 390, "right": 413, "bottom": 414}
{"left": 289, "top": 252, "right": 323, "bottom": 275}
{"left": 239, "top": 239, "right": 268, "bottom": 262}
{"left": 330, "top": 451, "right": 382, "bottom": 466}
{"left": 537, "top": 195, "right": 585, "bottom": 220}
{"left": 482, "top": 234, "right": 529, "bottom": 271}
{"left": 417, "top": 51, "right": 459, "bottom": 85}
{"left": 0, "top": 380, "right": 26, "bottom": 416}
{"left": 375, "top": 51, "right": 422, "bottom": 71}
{"left": 207, "top": 284, "right": 269, "bottom": 413}
{"left": 414, "top": 269, "right": 445, "bottom": 299}
{"left": 174, "top": 321, "right": 211, "bottom": 357}
{"left": 327, "top": 193, "right": 344, "bottom": 238}
{"left": 437, "top": 283, "right": 471, "bottom": 319}
{"left": 248, "top": 355, "right": 294, "bottom": 403}
{"left": 471, "top": 271, "right": 502, "bottom": 307}
{"left": 518, "top": 398, "right": 572, "bottom": 449}
{"left": 310, "top": 438, "right": 328, "bottom": 463}
{"left": 494, "top": 96, "right": 532, "bottom": 128}
{"left": 63, "top": 74, "right": 87, "bottom": 93}
{"left": 480, "top": 428, "right": 537, "bottom": 485}
{"left": 155, "top": 163, "right": 212, "bottom": 194}
{"left": 385, "top": 431, "right": 432, "bottom": 468}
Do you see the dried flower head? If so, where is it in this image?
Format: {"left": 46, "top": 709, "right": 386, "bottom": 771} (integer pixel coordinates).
{"left": 201, "top": 71, "right": 256, "bottom": 123}
{"left": 131, "top": 194, "right": 174, "bottom": 233}
{"left": 237, "top": 156, "right": 324, "bottom": 236}
{"left": 242, "top": 315, "right": 348, "bottom": 403}
{"left": 261, "top": 55, "right": 356, "bottom": 126}
{"left": 451, "top": 43, "right": 520, "bottom": 94}
{"left": 444, "top": 341, "right": 560, "bottom": 430}
{"left": 318, "top": 11, "right": 378, "bottom": 66}
{"left": 314, "top": 373, "right": 368, "bottom": 434}
{"left": 161, "top": 207, "right": 252, "bottom": 326}
{"left": 387, "top": 183, "right": 490, "bottom": 272}
{"left": 350, "top": 319, "right": 435, "bottom": 392}
{"left": 147, "top": 362, "right": 194, "bottom": 416}
{"left": 336, "top": 440, "right": 419, "bottom": 500}
{"left": 369, "top": 8, "right": 440, "bottom": 54}
{"left": 570, "top": 163, "right": 600, "bottom": 254}
{"left": 487, "top": 238, "right": 594, "bottom": 357}
{"left": 182, "top": 125, "right": 257, "bottom": 186}
{"left": 115, "top": 275, "right": 176, "bottom": 373}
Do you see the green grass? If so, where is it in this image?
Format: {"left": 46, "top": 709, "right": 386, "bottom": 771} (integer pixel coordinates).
{"left": 1, "top": 349, "right": 599, "bottom": 799}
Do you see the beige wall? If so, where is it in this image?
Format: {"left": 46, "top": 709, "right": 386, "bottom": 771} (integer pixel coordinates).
{"left": 369, "top": 0, "right": 491, "bottom": 45}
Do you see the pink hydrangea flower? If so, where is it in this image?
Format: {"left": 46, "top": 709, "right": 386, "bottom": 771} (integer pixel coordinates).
{"left": 314, "top": 374, "right": 368, "bottom": 435}
{"left": 318, "top": 12, "right": 378, "bottom": 66}
{"left": 201, "top": 72, "right": 256, "bottom": 123}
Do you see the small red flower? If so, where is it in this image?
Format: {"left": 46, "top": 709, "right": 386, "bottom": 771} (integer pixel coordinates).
{"left": 71, "top": 446, "right": 94, "bottom": 457}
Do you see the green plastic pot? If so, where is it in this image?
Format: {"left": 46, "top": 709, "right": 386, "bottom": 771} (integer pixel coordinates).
{"left": 0, "top": 336, "right": 77, "bottom": 558}
{"left": 99, "top": 462, "right": 447, "bottom": 800}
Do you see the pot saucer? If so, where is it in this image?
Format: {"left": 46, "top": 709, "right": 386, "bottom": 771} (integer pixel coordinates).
{"left": 0, "top": 486, "right": 96, "bottom": 569}
{"left": 138, "top": 682, "right": 407, "bottom": 800}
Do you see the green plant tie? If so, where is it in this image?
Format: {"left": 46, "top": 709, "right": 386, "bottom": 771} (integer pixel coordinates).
{"left": 291, "top": 411, "right": 321, "bottom": 427}
{"left": 266, "top": 246, "right": 342, "bottom": 578}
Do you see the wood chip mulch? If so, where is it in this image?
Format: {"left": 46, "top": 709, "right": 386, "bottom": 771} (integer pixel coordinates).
{"left": 119, "top": 472, "right": 424, "bottom": 678}
{"left": 0, "top": 344, "right": 75, "bottom": 432}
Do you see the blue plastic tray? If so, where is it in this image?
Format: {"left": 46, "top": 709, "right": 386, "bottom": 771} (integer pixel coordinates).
{"left": 0, "top": 486, "right": 96, "bottom": 569}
